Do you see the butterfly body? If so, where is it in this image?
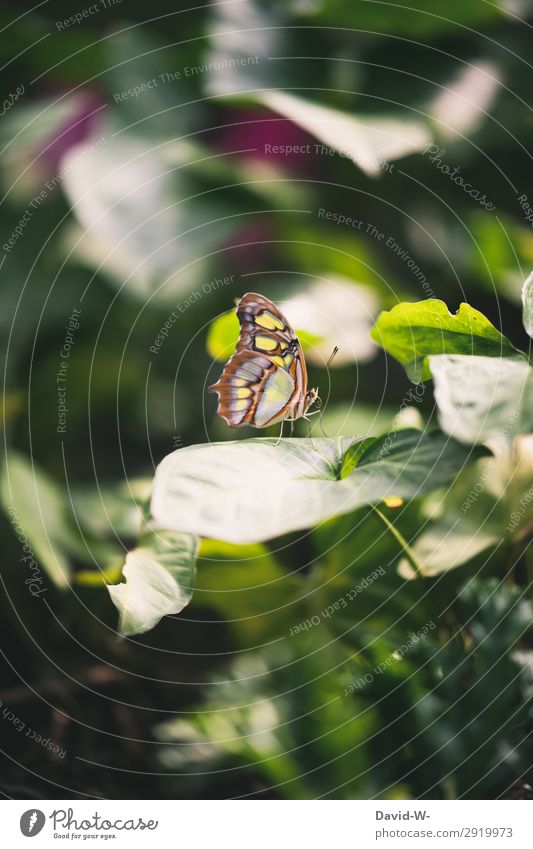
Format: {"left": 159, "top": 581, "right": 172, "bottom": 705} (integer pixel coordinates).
{"left": 209, "top": 293, "right": 318, "bottom": 428}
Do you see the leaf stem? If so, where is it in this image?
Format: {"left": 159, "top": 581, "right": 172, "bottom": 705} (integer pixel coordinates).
{"left": 369, "top": 503, "right": 425, "bottom": 578}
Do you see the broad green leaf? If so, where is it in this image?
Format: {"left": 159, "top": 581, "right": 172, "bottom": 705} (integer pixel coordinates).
{"left": 371, "top": 300, "right": 519, "bottom": 382}
{"left": 430, "top": 354, "right": 533, "bottom": 444}
{"left": 398, "top": 517, "right": 499, "bottom": 579}
{"left": 257, "top": 91, "right": 432, "bottom": 177}
{"left": 206, "top": 310, "right": 240, "bottom": 361}
{"left": 522, "top": 270, "right": 533, "bottom": 339}
{"left": 108, "top": 530, "right": 197, "bottom": 636}
{"left": 1, "top": 451, "right": 77, "bottom": 588}
{"left": 61, "top": 134, "right": 237, "bottom": 302}
{"left": 398, "top": 470, "right": 499, "bottom": 578}
{"left": 1, "top": 459, "right": 149, "bottom": 588}
{"left": 427, "top": 62, "right": 501, "bottom": 141}
{"left": 400, "top": 434, "right": 533, "bottom": 578}
{"left": 151, "top": 431, "right": 489, "bottom": 544}
{"left": 339, "top": 438, "right": 377, "bottom": 478}
{"left": 0, "top": 92, "right": 90, "bottom": 201}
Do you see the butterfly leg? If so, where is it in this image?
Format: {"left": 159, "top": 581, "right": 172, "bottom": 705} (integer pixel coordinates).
{"left": 303, "top": 407, "right": 329, "bottom": 437}
{"left": 273, "top": 418, "right": 285, "bottom": 446}
{"left": 318, "top": 413, "right": 329, "bottom": 438}
{"left": 306, "top": 416, "right": 317, "bottom": 450}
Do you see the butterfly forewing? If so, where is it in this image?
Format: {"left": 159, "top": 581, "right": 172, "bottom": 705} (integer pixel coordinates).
{"left": 209, "top": 293, "right": 311, "bottom": 428}
{"left": 235, "top": 293, "right": 293, "bottom": 352}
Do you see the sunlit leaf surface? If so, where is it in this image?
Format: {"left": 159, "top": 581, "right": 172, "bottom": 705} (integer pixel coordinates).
{"left": 151, "top": 431, "right": 489, "bottom": 543}
{"left": 372, "top": 299, "right": 520, "bottom": 381}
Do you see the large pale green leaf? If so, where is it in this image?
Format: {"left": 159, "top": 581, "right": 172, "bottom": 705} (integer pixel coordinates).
{"left": 207, "top": 310, "right": 240, "bottom": 361}
{"left": 1, "top": 451, "right": 78, "bottom": 588}
{"left": 0, "top": 92, "right": 91, "bottom": 201}
{"left": 371, "top": 300, "right": 519, "bottom": 382}
{"left": 430, "top": 354, "right": 533, "bottom": 444}
{"left": 61, "top": 133, "right": 236, "bottom": 302}
{"left": 400, "top": 434, "right": 533, "bottom": 578}
{"left": 522, "top": 271, "right": 533, "bottom": 339}
{"left": 257, "top": 91, "right": 431, "bottom": 177}
{"left": 151, "top": 431, "right": 489, "bottom": 544}
{"left": 108, "top": 530, "right": 197, "bottom": 636}
{"left": 427, "top": 62, "right": 501, "bottom": 142}
{"left": 398, "top": 516, "right": 499, "bottom": 579}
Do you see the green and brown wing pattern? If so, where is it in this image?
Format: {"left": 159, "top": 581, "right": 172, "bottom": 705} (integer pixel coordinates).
{"left": 209, "top": 293, "right": 309, "bottom": 428}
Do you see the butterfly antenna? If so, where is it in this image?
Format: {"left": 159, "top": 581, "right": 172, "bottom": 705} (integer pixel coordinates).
{"left": 326, "top": 345, "right": 339, "bottom": 369}
{"left": 318, "top": 408, "right": 329, "bottom": 438}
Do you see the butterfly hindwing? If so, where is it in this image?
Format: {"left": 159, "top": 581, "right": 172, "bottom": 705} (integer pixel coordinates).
{"left": 253, "top": 361, "right": 296, "bottom": 427}
{"left": 209, "top": 293, "right": 311, "bottom": 428}
{"left": 209, "top": 350, "right": 295, "bottom": 427}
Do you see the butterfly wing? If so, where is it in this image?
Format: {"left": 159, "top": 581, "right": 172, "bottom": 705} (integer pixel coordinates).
{"left": 209, "top": 293, "right": 309, "bottom": 428}
{"left": 209, "top": 349, "right": 295, "bottom": 427}
{"left": 235, "top": 293, "right": 294, "bottom": 352}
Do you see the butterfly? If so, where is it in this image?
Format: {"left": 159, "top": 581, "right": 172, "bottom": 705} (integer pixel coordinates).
{"left": 209, "top": 293, "right": 319, "bottom": 429}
